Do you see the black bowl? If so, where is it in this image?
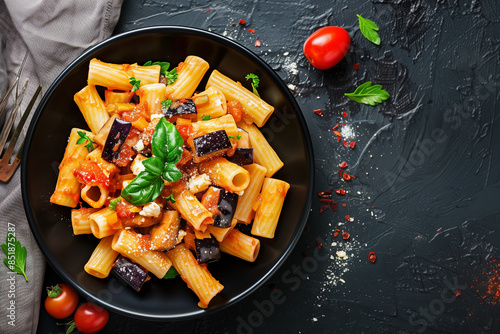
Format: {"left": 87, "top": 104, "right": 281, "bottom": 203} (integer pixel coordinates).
{"left": 21, "top": 26, "right": 313, "bottom": 320}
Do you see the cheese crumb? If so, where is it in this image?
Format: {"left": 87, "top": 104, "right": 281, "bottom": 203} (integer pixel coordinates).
{"left": 139, "top": 202, "right": 161, "bottom": 218}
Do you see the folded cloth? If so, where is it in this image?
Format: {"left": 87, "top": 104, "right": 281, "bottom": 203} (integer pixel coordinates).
{"left": 0, "top": 1, "right": 123, "bottom": 333}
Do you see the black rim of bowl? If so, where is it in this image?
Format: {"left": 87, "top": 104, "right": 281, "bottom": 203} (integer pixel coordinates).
{"left": 21, "top": 25, "right": 314, "bottom": 320}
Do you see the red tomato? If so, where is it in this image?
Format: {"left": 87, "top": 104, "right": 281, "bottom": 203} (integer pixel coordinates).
{"left": 303, "top": 26, "right": 351, "bottom": 70}
{"left": 74, "top": 302, "right": 109, "bottom": 334}
{"left": 44, "top": 284, "right": 79, "bottom": 319}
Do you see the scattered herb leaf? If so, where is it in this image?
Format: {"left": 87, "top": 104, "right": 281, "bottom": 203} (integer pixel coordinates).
{"left": 76, "top": 131, "right": 95, "bottom": 152}
{"left": 161, "top": 99, "right": 173, "bottom": 109}
{"left": 165, "top": 68, "right": 178, "bottom": 85}
{"left": 109, "top": 197, "right": 121, "bottom": 210}
{"left": 129, "top": 77, "right": 141, "bottom": 92}
{"left": 245, "top": 73, "right": 260, "bottom": 97}
{"left": 202, "top": 115, "right": 211, "bottom": 121}
{"left": 1, "top": 232, "right": 28, "bottom": 281}
{"left": 357, "top": 14, "right": 381, "bottom": 45}
{"left": 163, "top": 194, "right": 176, "bottom": 203}
{"left": 163, "top": 266, "right": 179, "bottom": 279}
{"left": 344, "top": 81, "right": 389, "bottom": 106}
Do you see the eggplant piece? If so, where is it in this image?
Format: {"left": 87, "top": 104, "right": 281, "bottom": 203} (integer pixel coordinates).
{"left": 102, "top": 118, "right": 132, "bottom": 163}
{"left": 163, "top": 99, "right": 197, "bottom": 122}
{"left": 111, "top": 255, "right": 148, "bottom": 292}
{"left": 195, "top": 235, "right": 221, "bottom": 264}
{"left": 205, "top": 185, "right": 238, "bottom": 228}
{"left": 192, "top": 130, "right": 232, "bottom": 157}
{"left": 226, "top": 148, "right": 254, "bottom": 166}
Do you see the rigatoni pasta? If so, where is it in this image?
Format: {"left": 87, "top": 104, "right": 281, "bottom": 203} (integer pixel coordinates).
{"left": 51, "top": 54, "right": 291, "bottom": 308}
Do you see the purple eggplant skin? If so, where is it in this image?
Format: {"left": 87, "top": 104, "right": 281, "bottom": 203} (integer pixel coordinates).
{"left": 111, "top": 255, "right": 149, "bottom": 292}
{"left": 210, "top": 185, "right": 238, "bottom": 228}
{"left": 102, "top": 118, "right": 132, "bottom": 163}
{"left": 193, "top": 130, "right": 232, "bottom": 157}
{"left": 226, "top": 148, "right": 253, "bottom": 166}
{"left": 195, "top": 235, "right": 221, "bottom": 264}
{"left": 163, "top": 99, "right": 197, "bottom": 120}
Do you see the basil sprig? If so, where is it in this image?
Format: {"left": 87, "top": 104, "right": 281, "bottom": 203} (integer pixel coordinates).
{"left": 357, "top": 14, "right": 381, "bottom": 45}
{"left": 121, "top": 118, "right": 183, "bottom": 206}
{"left": 344, "top": 81, "right": 389, "bottom": 106}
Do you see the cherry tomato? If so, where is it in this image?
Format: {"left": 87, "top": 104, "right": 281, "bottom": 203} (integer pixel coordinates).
{"left": 74, "top": 302, "right": 109, "bottom": 333}
{"left": 303, "top": 26, "right": 351, "bottom": 70}
{"left": 44, "top": 284, "right": 79, "bottom": 319}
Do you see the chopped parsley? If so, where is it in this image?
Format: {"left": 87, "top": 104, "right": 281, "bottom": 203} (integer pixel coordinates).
{"left": 201, "top": 115, "right": 211, "bottom": 121}
{"left": 76, "top": 131, "right": 95, "bottom": 152}
{"left": 161, "top": 99, "right": 173, "bottom": 109}
{"left": 245, "top": 73, "right": 260, "bottom": 97}
{"left": 129, "top": 77, "right": 141, "bottom": 92}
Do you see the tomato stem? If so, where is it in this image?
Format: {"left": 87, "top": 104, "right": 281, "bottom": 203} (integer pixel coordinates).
{"left": 46, "top": 284, "right": 63, "bottom": 298}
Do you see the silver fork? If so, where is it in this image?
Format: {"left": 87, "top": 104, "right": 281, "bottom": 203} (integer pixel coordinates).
{"left": 0, "top": 53, "right": 42, "bottom": 183}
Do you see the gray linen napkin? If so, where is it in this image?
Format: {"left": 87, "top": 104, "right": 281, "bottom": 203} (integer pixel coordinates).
{"left": 0, "top": 1, "right": 123, "bottom": 333}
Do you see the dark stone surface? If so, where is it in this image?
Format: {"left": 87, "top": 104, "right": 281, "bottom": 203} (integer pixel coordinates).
{"left": 38, "top": 0, "right": 500, "bottom": 333}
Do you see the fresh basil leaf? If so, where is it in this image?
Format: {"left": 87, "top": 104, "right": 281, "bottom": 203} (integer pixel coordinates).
{"left": 151, "top": 118, "right": 183, "bottom": 162}
{"left": 166, "top": 147, "right": 183, "bottom": 164}
{"left": 163, "top": 162, "right": 182, "bottom": 182}
{"left": 344, "top": 81, "right": 390, "bottom": 106}
{"left": 121, "top": 171, "right": 164, "bottom": 206}
{"left": 1, "top": 232, "right": 28, "bottom": 281}
{"left": 142, "top": 157, "right": 164, "bottom": 176}
{"left": 163, "top": 194, "right": 176, "bottom": 203}
{"left": 143, "top": 61, "right": 152, "bottom": 66}
{"left": 357, "top": 14, "right": 381, "bottom": 45}
{"left": 165, "top": 68, "right": 178, "bottom": 85}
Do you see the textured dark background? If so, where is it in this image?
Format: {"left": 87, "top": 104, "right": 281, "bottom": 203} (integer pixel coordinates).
{"left": 38, "top": 0, "right": 500, "bottom": 333}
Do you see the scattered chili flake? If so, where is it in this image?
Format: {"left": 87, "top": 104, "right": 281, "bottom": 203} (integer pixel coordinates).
{"left": 330, "top": 202, "right": 338, "bottom": 210}
{"left": 337, "top": 135, "right": 342, "bottom": 142}
{"left": 206, "top": 9, "right": 210, "bottom": 12}
{"left": 436, "top": 227, "right": 443, "bottom": 232}
{"left": 339, "top": 169, "right": 344, "bottom": 178}
{"left": 319, "top": 205, "right": 329, "bottom": 213}
{"left": 335, "top": 228, "right": 340, "bottom": 231}
{"left": 231, "top": 23, "right": 236, "bottom": 27}
{"left": 349, "top": 141, "right": 356, "bottom": 149}
{"left": 342, "top": 232, "right": 350, "bottom": 240}
{"left": 334, "top": 232, "right": 339, "bottom": 237}
{"left": 339, "top": 161, "right": 348, "bottom": 168}
{"left": 342, "top": 203, "right": 347, "bottom": 207}
{"left": 342, "top": 140, "right": 348, "bottom": 147}
{"left": 343, "top": 173, "right": 354, "bottom": 181}
{"left": 335, "top": 189, "right": 346, "bottom": 195}
{"left": 333, "top": 130, "right": 341, "bottom": 137}
{"left": 344, "top": 215, "right": 351, "bottom": 221}
{"left": 319, "top": 198, "right": 332, "bottom": 203}
{"left": 317, "top": 241, "right": 323, "bottom": 249}
{"left": 342, "top": 111, "right": 348, "bottom": 117}
{"left": 255, "top": 40, "right": 261, "bottom": 47}
{"left": 353, "top": 63, "right": 359, "bottom": 70}
{"left": 342, "top": 123, "right": 346, "bottom": 126}
{"left": 332, "top": 123, "right": 339, "bottom": 130}
{"left": 368, "top": 251, "right": 377, "bottom": 263}
{"left": 248, "top": 28, "right": 256, "bottom": 33}
{"left": 313, "top": 108, "right": 323, "bottom": 116}
{"left": 455, "top": 289, "right": 462, "bottom": 298}
{"left": 239, "top": 19, "right": 246, "bottom": 25}
{"left": 317, "top": 189, "right": 332, "bottom": 198}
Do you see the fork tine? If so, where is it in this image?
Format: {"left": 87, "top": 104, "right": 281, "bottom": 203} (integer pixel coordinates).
{"left": 0, "top": 79, "right": 28, "bottom": 151}
{"left": 0, "top": 50, "right": 28, "bottom": 117}
{"left": 0, "top": 84, "right": 41, "bottom": 183}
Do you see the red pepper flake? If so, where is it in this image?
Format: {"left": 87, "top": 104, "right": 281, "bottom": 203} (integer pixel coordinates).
{"left": 255, "top": 40, "right": 261, "bottom": 47}
{"left": 349, "top": 141, "right": 356, "bottom": 149}
{"left": 338, "top": 169, "right": 344, "bottom": 178}
{"left": 330, "top": 202, "right": 338, "bottom": 211}
{"left": 313, "top": 108, "right": 323, "bottom": 116}
{"left": 332, "top": 123, "right": 339, "bottom": 130}
{"left": 239, "top": 19, "right": 246, "bottom": 25}
{"left": 342, "top": 232, "right": 350, "bottom": 240}
{"left": 333, "top": 130, "right": 341, "bottom": 137}
{"left": 343, "top": 173, "right": 354, "bottom": 181}
{"left": 342, "top": 111, "right": 348, "bottom": 117}
{"left": 206, "top": 9, "right": 210, "bottom": 12}
{"left": 455, "top": 289, "right": 462, "bottom": 298}
{"left": 317, "top": 189, "right": 332, "bottom": 198}
{"left": 333, "top": 232, "right": 339, "bottom": 237}
{"left": 353, "top": 63, "right": 359, "bottom": 70}
{"left": 319, "top": 205, "right": 329, "bottom": 213}
{"left": 337, "top": 135, "right": 342, "bottom": 142}
{"left": 344, "top": 215, "right": 351, "bottom": 221}
{"left": 342, "top": 203, "right": 347, "bottom": 207}
{"left": 335, "top": 189, "right": 346, "bottom": 195}
{"left": 342, "top": 123, "right": 346, "bottom": 126}
{"left": 342, "top": 140, "right": 348, "bottom": 147}
{"left": 368, "top": 251, "right": 377, "bottom": 263}
{"left": 317, "top": 241, "right": 323, "bottom": 249}
{"left": 319, "top": 198, "right": 332, "bottom": 203}
{"left": 248, "top": 28, "right": 256, "bottom": 33}
{"left": 339, "top": 161, "right": 348, "bottom": 168}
